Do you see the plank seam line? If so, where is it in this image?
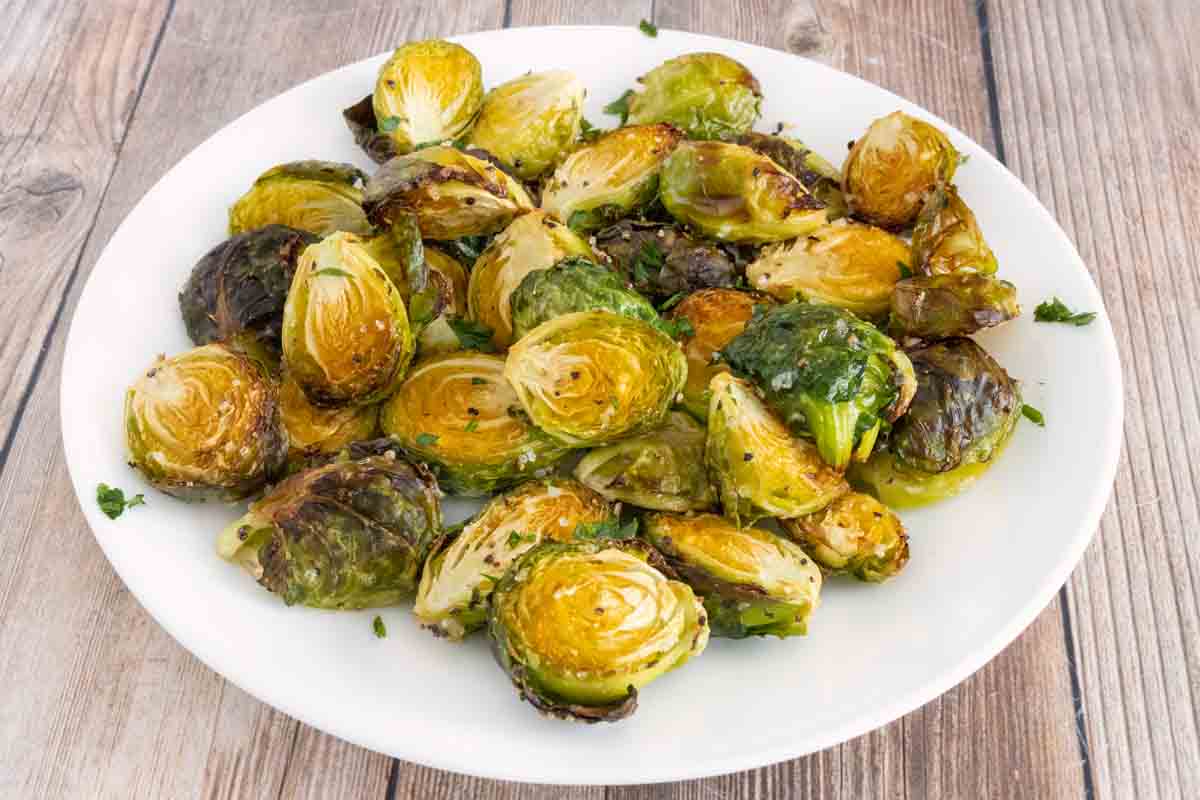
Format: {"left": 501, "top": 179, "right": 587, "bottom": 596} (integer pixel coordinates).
{"left": 975, "top": 2, "right": 1094, "bottom": 798}
{"left": 0, "top": 0, "right": 179, "bottom": 481}
{"left": 385, "top": 758, "right": 398, "bottom": 800}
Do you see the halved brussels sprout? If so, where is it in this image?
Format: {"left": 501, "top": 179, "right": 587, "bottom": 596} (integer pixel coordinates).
{"left": 746, "top": 219, "right": 910, "bottom": 318}
{"left": 179, "top": 225, "right": 318, "bottom": 352}
{"left": 668, "top": 288, "right": 772, "bottom": 420}
{"left": 278, "top": 373, "right": 378, "bottom": 470}
{"left": 362, "top": 146, "right": 534, "bottom": 240}
{"left": 660, "top": 141, "right": 828, "bottom": 243}
{"left": 706, "top": 373, "right": 848, "bottom": 525}
{"left": 540, "top": 124, "right": 683, "bottom": 232}
{"left": 358, "top": 211, "right": 427, "bottom": 299}
{"left": 736, "top": 131, "right": 846, "bottom": 219}
{"left": 379, "top": 351, "right": 568, "bottom": 495}
{"left": 644, "top": 512, "right": 822, "bottom": 638}
{"left": 573, "top": 410, "right": 716, "bottom": 512}
{"left": 720, "top": 303, "right": 917, "bottom": 469}
{"left": 624, "top": 53, "right": 761, "bottom": 140}
{"left": 281, "top": 232, "right": 414, "bottom": 407}
{"left": 413, "top": 247, "right": 470, "bottom": 355}
{"left": 782, "top": 492, "right": 909, "bottom": 581}
{"left": 489, "top": 539, "right": 708, "bottom": 721}
{"left": 504, "top": 311, "right": 687, "bottom": 447}
{"left": 468, "top": 70, "right": 585, "bottom": 180}
{"left": 911, "top": 185, "right": 998, "bottom": 275}
{"left": 843, "top": 111, "right": 959, "bottom": 229}
{"left": 125, "top": 343, "right": 286, "bottom": 501}
{"left": 849, "top": 338, "right": 1021, "bottom": 507}
{"left": 414, "top": 479, "right": 614, "bottom": 639}
{"left": 216, "top": 451, "right": 441, "bottom": 608}
{"left": 890, "top": 273, "right": 1019, "bottom": 340}
{"left": 509, "top": 256, "right": 661, "bottom": 341}
{"left": 466, "top": 211, "right": 595, "bottom": 349}
{"left": 228, "top": 161, "right": 370, "bottom": 237}
{"left": 593, "top": 221, "right": 737, "bottom": 302}
{"left": 370, "top": 40, "right": 483, "bottom": 156}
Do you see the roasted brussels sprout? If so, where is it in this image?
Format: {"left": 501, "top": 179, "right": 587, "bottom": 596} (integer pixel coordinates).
{"left": 660, "top": 141, "right": 828, "bottom": 243}
{"left": 668, "top": 288, "right": 772, "bottom": 420}
{"left": 414, "top": 479, "right": 614, "bottom": 639}
{"left": 489, "top": 539, "right": 708, "bottom": 721}
{"left": 842, "top": 111, "right": 959, "bottom": 229}
{"left": 379, "top": 351, "right": 568, "bottom": 494}
{"left": 889, "top": 273, "right": 1019, "bottom": 340}
{"left": 624, "top": 53, "right": 761, "bottom": 140}
{"left": 179, "top": 225, "right": 317, "bottom": 351}
{"left": 281, "top": 232, "right": 414, "bottom": 407}
{"left": 644, "top": 512, "right": 822, "bottom": 638}
{"left": 910, "top": 185, "right": 998, "bottom": 275}
{"left": 849, "top": 338, "right": 1021, "bottom": 507}
{"left": 358, "top": 211, "right": 427, "bottom": 299}
{"left": 364, "top": 40, "right": 483, "bottom": 157}
{"left": 736, "top": 131, "right": 846, "bottom": 219}
{"left": 468, "top": 70, "right": 585, "bottom": 180}
{"left": 125, "top": 343, "right": 286, "bottom": 501}
{"left": 593, "top": 221, "right": 736, "bottom": 301}
{"left": 706, "top": 373, "right": 848, "bottom": 525}
{"left": 540, "top": 124, "right": 683, "bottom": 232}
{"left": 412, "top": 247, "right": 470, "bottom": 355}
{"left": 504, "top": 311, "right": 687, "bottom": 447}
{"left": 362, "top": 146, "right": 534, "bottom": 240}
{"left": 746, "top": 220, "right": 910, "bottom": 318}
{"left": 278, "top": 373, "right": 378, "bottom": 470}
{"left": 782, "top": 492, "right": 909, "bottom": 581}
{"left": 466, "top": 210, "right": 595, "bottom": 349}
{"left": 216, "top": 452, "right": 440, "bottom": 608}
{"left": 228, "top": 161, "right": 370, "bottom": 237}
{"left": 720, "top": 303, "right": 917, "bottom": 469}
{"left": 509, "top": 256, "right": 661, "bottom": 340}
{"left": 574, "top": 411, "right": 716, "bottom": 512}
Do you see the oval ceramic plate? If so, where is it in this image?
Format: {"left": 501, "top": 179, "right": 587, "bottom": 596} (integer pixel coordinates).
{"left": 61, "top": 26, "right": 1122, "bottom": 785}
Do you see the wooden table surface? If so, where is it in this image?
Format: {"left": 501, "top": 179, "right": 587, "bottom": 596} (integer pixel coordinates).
{"left": 1, "top": 0, "right": 1196, "bottom": 797}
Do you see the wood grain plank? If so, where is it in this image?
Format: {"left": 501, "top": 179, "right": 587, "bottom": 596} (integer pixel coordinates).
{"left": 0, "top": 0, "right": 171, "bottom": 457}
{"left": 987, "top": 0, "right": 1200, "bottom": 797}
{"left": 509, "top": 0, "right": 650, "bottom": 26}
{"left": 0, "top": 2, "right": 505, "bottom": 799}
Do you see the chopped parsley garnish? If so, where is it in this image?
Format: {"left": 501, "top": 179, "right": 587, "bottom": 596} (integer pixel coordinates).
{"left": 313, "top": 267, "right": 353, "bottom": 278}
{"left": 506, "top": 530, "right": 537, "bottom": 548}
{"left": 1021, "top": 404, "right": 1046, "bottom": 427}
{"left": 661, "top": 316, "right": 695, "bottom": 339}
{"left": 658, "top": 291, "right": 686, "bottom": 311}
{"left": 1034, "top": 297, "right": 1096, "bottom": 326}
{"left": 471, "top": 377, "right": 487, "bottom": 386}
{"left": 573, "top": 518, "right": 639, "bottom": 541}
{"left": 464, "top": 420, "right": 479, "bottom": 433}
{"left": 378, "top": 116, "right": 402, "bottom": 133}
{"left": 604, "top": 90, "right": 636, "bottom": 125}
{"left": 579, "top": 117, "right": 603, "bottom": 142}
{"left": 632, "top": 240, "right": 665, "bottom": 286}
{"left": 96, "top": 484, "right": 145, "bottom": 520}
{"left": 415, "top": 432, "right": 440, "bottom": 447}
{"left": 897, "top": 261, "right": 913, "bottom": 279}
{"left": 447, "top": 317, "right": 496, "bottom": 352}
{"left": 372, "top": 616, "right": 387, "bottom": 638}
{"left": 638, "top": 19, "right": 658, "bottom": 37}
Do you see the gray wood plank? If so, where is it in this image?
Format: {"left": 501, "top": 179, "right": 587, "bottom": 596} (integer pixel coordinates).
{"left": 0, "top": 0, "right": 171, "bottom": 458}
{"left": 987, "top": 0, "right": 1200, "bottom": 797}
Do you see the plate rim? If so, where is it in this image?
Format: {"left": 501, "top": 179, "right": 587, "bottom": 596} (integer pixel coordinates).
{"left": 59, "top": 24, "right": 1124, "bottom": 784}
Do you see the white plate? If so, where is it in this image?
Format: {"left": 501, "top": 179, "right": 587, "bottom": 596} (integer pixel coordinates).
{"left": 60, "top": 26, "right": 1122, "bottom": 785}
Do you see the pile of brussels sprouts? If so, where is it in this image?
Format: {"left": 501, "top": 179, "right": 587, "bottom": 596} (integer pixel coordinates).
{"left": 124, "top": 40, "right": 1026, "bottom": 722}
